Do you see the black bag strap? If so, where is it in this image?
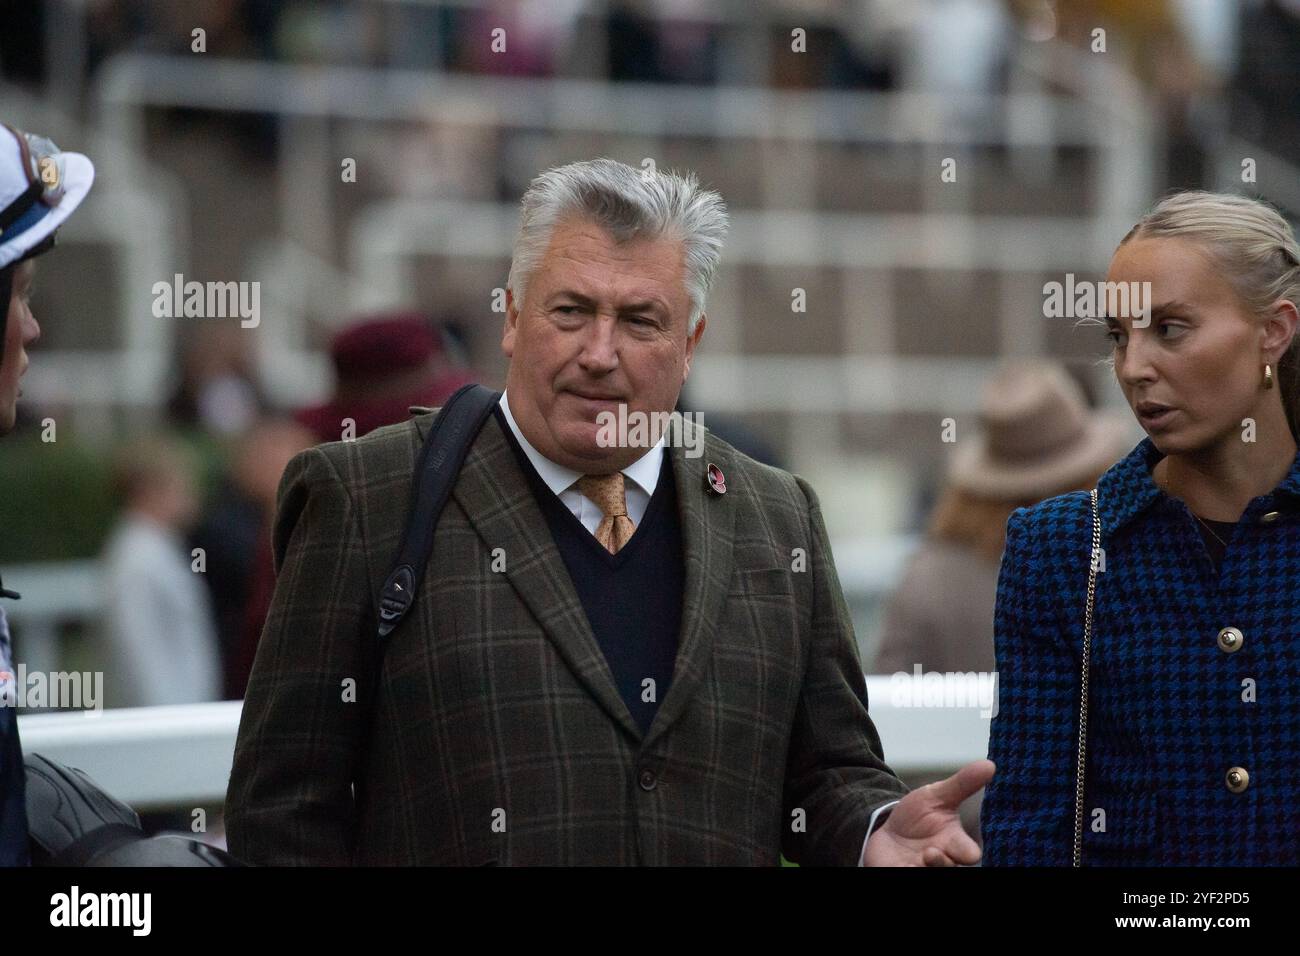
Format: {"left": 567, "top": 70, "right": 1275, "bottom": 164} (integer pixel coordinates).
{"left": 375, "top": 383, "right": 501, "bottom": 642}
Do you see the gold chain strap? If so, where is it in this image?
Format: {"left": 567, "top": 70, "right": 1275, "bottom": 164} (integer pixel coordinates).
{"left": 1072, "top": 486, "right": 1101, "bottom": 867}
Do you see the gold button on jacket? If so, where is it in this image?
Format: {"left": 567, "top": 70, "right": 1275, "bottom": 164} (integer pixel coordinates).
{"left": 1217, "top": 627, "right": 1243, "bottom": 653}
{"left": 1226, "top": 767, "right": 1250, "bottom": 793}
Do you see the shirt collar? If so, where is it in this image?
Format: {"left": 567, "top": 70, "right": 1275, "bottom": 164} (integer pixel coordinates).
{"left": 498, "top": 390, "right": 664, "bottom": 497}
{"left": 1097, "top": 434, "right": 1300, "bottom": 537}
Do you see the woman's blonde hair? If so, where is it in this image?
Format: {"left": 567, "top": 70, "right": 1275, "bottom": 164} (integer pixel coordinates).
{"left": 1119, "top": 190, "right": 1300, "bottom": 441}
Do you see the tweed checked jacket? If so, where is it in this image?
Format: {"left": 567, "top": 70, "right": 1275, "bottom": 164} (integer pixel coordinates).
{"left": 225, "top": 407, "right": 908, "bottom": 865}
{"left": 982, "top": 436, "right": 1300, "bottom": 866}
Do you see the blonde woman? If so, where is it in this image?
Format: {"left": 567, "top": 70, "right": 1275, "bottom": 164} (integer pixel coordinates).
{"left": 982, "top": 191, "right": 1300, "bottom": 865}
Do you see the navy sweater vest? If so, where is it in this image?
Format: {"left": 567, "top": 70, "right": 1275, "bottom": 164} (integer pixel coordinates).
{"left": 495, "top": 408, "right": 683, "bottom": 736}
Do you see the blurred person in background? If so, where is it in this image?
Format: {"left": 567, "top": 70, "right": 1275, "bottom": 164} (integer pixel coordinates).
{"left": 873, "top": 360, "right": 1128, "bottom": 676}
{"left": 1232, "top": 0, "right": 1300, "bottom": 159}
{"left": 218, "top": 419, "right": 314, "bottom": 699}
{"left": 872, "top": 360, "right": 1128, "bottom": 851}
{"left": 984, "top": 192, "right": 1300, "bottom": 865}
{"left": 166, "top": 323, "right": 267, "bottom": 437}
{"left": 189, "top": 436, "right": 266, "bottom": 698}
{"left": 293, "top": 311, "right": 477, "bottom": 444}
{"left": 1012, "top": 0, "right": 1213, "bottom": 185}
{"left": 100, "top": 436, "right": 222, "bottom": 708}
{"left": 192, "top": 418, "right": 315, "bottom": 699}
{"left": 675, "top": 383, "right": 786, "bottom": 470}
{"left": 0, "top": 120, "right": 95, "bottom": 866}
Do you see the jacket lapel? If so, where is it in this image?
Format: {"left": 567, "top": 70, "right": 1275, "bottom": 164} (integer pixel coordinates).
{"left": 414, "top": 408, "right": 735, "bottom": 747}
{"left": 642, "top": 418, "right": 735, "bottom": 749}
{"left": 435, "top": 412, "right": 643, "bottom": 740}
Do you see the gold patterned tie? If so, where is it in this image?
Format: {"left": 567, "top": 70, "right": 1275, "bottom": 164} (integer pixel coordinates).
{"left": 576, "top": 472, "right": 637, "bottom": 554}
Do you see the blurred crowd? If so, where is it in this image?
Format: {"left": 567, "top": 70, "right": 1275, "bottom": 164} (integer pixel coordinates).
{"left": 0, "top": 1, "right": 1280, "bottom": 98}
{"left": 14, "top": 309, "right": 478, "bottom": 708}
{"left": 6, "top": 1, "right": 1298, "bottom": 188}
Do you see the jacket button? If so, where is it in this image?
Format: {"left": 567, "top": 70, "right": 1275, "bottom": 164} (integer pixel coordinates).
{"left": 1260, "top": 511, "right": 1280, "bottom": 523}
{"left": 1217, "top": 627, "right": 1244, "bottom": 653}
{"left": 1226, "top": 767, "right": 1250, "bottom": 793}
{"left": 638, "top": 769, "right": 657, "bottom": 791}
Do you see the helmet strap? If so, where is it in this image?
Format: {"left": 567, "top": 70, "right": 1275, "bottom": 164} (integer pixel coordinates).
{"left": 0, "top": 263, "right": 13, "bottom": 369}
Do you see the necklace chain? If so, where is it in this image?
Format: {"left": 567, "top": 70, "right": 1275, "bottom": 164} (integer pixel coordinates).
{"left": 1191, "top": 512, "right": 1229, "bottom": 548}
{"left": 1158, "top": 461, "right": 1230, "bottom": 548}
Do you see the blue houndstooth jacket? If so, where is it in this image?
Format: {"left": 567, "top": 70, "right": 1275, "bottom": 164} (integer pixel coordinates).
{"left": 982, "top": 436, "right": 1300, "bottom": 866}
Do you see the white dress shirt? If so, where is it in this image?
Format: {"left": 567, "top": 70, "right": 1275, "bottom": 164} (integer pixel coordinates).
{"left": 499, "top": 390, "right": 895, "bottom": 864}
{"left": 498, "top": 391, "right": 664, "bottom": 533}
{"left": 860, "top": 800, "right": 901, "bottom": 864}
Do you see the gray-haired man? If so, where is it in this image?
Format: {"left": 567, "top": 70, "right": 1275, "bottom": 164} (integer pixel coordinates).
{"left": 227, "top": 158, "right": 992, "bottom": 865}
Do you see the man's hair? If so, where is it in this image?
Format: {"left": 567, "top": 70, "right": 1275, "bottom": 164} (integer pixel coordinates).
{"left": 506, "top": 158, "right": 729, "bottom": 334}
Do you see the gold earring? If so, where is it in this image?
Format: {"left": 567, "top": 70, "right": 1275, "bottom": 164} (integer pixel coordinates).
{"left": 1264, "top": 362, "right": 1275, "bottom": 390}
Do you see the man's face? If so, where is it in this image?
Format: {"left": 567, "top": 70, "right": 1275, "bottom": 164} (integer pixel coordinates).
{"left": 0, "top": 260, "right": 40, "bottom": 435}
{"left": 1105, "top": 236, "right": 1295, "bottom": 456}
{"left": 502, "top": 216, "right": 706, "bottom": 472}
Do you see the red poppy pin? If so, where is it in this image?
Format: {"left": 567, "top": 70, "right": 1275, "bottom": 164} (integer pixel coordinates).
{"left": 706, "top": 462, "right": 727, "bottom": 495}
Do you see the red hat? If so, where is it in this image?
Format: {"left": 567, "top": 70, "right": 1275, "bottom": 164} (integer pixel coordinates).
{"left": 330, "top": 313, "right": 439, "bottom": 382}
{"left": 295, "top": 312, "right": 477, "bottom": 443}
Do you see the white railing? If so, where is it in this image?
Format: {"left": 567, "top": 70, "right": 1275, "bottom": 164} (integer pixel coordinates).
{"left": 70, "top": 50, "right": 1155, "bottom": 410}
{"left": 18, "top": 701, "right": 243, "bottom": 811}
{"left": 0, "top": 561, "right": 101, "bottom": 677}
{"left": 16, "top": 676, "right": 991, "bottom": 810}
{"left": 2, "top": 532, "right": 925, "bottom": 677}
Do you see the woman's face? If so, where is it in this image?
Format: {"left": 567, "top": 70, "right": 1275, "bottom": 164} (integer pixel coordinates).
{"left": 1104, "top": 236, "right": 1294, "bottom": 456}
{"left": 0, "top": 260, "right": 40, "bottom": 435}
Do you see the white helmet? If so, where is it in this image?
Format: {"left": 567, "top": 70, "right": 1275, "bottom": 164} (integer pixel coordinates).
{"left": 0, "top": 122, "right": 94, "bottom": 270}
{"left": 0, "top": 122, "right": 94, "bottom": 367}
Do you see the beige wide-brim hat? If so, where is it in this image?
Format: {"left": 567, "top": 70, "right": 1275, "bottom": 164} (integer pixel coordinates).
{"left": 949, "top": 360, "right": 1133, "bottom": 500}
